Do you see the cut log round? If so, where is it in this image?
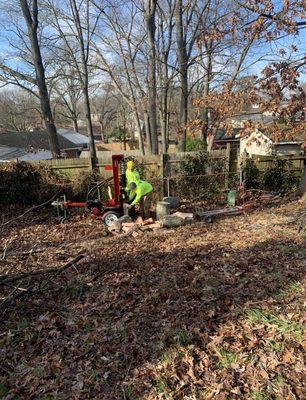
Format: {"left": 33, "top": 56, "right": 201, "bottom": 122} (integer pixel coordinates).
{"left": 161, "top": 215, "right": 183, "bottom": 228}
{"left": 156, "top": 201, "right": 171, "bottom": 220}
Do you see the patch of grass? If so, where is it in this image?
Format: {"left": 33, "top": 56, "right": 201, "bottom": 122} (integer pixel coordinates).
{"left": 250, "top": 390, "right": 273, "bottom": 400}
{"left": 153, "top": 377, "right": 172, "bottom": 398}
{"left": 161, "top": 350, "right": 173, "bottom": 366}
{"left": 278, "top": 281, "right": 302, "bottom": 297}
{"left": 174, "top": 329, "right": 192, "bottom": 347}
{"left": 272, "top": 374, "right": 284, "bottom": 386}
{"left": 0, "top": 381, "right": 9, "bottom": 398}
{"left": 118, "top": 323, "right": 127, "bottom": 338}
{"left": 268, "top": 340, "right": 285, "bottom": 353}
{"left": 61, "top": 283, "right": 80, "bottom": 297}
{"left": 6, "top": 319, "right": 32, "bottom": 347}
{"left": 83, "top": 323, "right": 93, "bottom": 333}
{"left": 276, "top": 244, "right": 297, "bottom": 254}
{"left": 246, "top": 309, "right": 303, "bottom": 340}
{"left": 33, "top": 365, "right": 44, "bottom": 378}
{"left": 88, "top": 371, "right": 100, "bottom": 382}
{"left": 122, "top": 385, "right": 137, "bottom": 400}
{"left": 215, "top": 348, "right": 238, "bottom": 368}
{"left": 195, "top": 387, "right": 209, "bottom": 399}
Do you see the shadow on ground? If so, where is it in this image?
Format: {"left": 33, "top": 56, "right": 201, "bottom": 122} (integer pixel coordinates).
{"left": 0, "top": 230, "right": 304, "bottom": 399}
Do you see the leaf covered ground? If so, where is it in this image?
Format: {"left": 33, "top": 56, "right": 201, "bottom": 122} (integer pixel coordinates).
{"left": 0, "top": 199, "right": 305, "bottom": 400}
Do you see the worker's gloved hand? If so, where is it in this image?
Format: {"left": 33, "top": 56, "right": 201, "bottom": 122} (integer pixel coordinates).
{"left": 125, "top": 204, "right": 132, "bottom": 209}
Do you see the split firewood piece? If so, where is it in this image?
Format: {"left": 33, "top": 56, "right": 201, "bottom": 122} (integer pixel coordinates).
{"left": 143, "top": 218, "right": 154, "bottom": 225}
{"left": 121, "top": 222, "right": 137, "bottom": 228}
{"left": 135, "top": 216, "right": 144, "bottom": 226}
{"left": 172, "top": 212, "right": 194, "bottom": 220}
{"left": 108, "top": 221, "right": 122, "bottom": 233}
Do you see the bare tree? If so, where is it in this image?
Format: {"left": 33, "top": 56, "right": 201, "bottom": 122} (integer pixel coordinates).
{"left": 92, "top": 1, "right": 146, "bottom": 155}
{"left": 143, "top": 0, "right": 159, "bottom": 154}
{"left": 0, "top": 90, "right": 42, "bottom": 131}
{"left": 51, "top": 69, "right": 82, "bottom": 132}
{"left": 45, "top": 0, "right": 100, "bottom": 160}
{"left": 0, "top": 0, "right": 61, "bottom": 156}
{"left": 156, "top": 0, "right": 176, "bottom": 153}
{"left": 174, "top": 0, "right": 211, "bottom": 151}
{"left": 91, "top": 84, "right": 119, "bottom": 142}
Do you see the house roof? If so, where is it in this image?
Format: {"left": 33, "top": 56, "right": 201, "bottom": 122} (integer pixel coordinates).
{"left": 260, "top": 127, "right": 306, "bottom": 143}
{"left": 57, "top": 128, "right": 91, "bottom": 145}
{"left": 0, "top": 145, "right": 52, "bottom": 162}
{"left": 0, "top": 130, "right": 89, "bottom": 151}
{"left": 214, "top": 128, "right": 242, "bottom": 141}
{"left": 0, "top": 145, "right": 28, "bottom": 161}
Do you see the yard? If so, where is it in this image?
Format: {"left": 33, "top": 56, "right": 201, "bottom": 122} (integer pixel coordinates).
{"left": 0, "top": 198, "right": 305, "bottom": 399}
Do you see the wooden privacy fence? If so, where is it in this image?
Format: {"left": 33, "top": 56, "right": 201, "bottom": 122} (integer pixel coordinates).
{"left": 32, "top": 146, "right": 305, "bottom": 199}
{"left": 32, "top": 146, "right": 232, "bottom": 197}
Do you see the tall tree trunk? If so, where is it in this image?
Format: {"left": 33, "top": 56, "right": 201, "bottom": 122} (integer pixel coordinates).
{"left": 70, "top": 0, "right": 97, "bottom": 161}
{"left": 159, "top": 88, "right": 168, "bottom": 154}
{"left": 83, "top": 84, "right": 96, "bottom": 159}
{"left": 72, "top": 116, "right": 79, "bottom": 132}
{"left": 19, "top": 0, "right": 60, "bottom": 157}
{"left": 201, "top": 47, "right": 212, "bottom": 143}
{"left": 134, "top": 111, "right": 145, "bottom": 156}
{"left": 175, "top": 0, "right": 188, "bottom": 152}
{"left": 143, "top": 110, "right": 152, "bottom": 153}
{"left": 99, "top": 120, "right": 104, "bottom": 142}
{"left": 159, "top": 54, "right": 170, "bottom": 154}
{"left": 145, "top": 0, "right": 158, "bottom": 154}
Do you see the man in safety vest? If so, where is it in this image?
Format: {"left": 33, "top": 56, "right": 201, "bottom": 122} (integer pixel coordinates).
{"left": 125, "top": 160, "right": 140, "bottom": 191}
{"left": 127, "top": 180, "right": 153, "bottom": 219}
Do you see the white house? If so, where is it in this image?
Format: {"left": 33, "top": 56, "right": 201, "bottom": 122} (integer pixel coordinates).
{"left": 240, "top": 129, "right": 305, "bottom": 157}
{"left": 240, "top": 129, "right": 273, "bottom": 156}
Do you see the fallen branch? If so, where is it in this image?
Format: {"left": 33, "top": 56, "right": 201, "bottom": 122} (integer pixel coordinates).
{"left": 0, "top": 254, "right": 85, "bottom": 310}
{"left": 0, "top": 192, "right": 60, "bottom": 233}
{"left": 0, "top": 266, "right": 62, "bottom": 284}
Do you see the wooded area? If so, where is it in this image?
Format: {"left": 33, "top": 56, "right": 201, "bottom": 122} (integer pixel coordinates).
{"left": 0, "top": 0, "right": 305, "bottom": 157}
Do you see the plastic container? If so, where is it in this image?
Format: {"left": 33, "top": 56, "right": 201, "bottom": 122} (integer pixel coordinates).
{"left": 227, "top": 190, "right": 237, "bottom": 206}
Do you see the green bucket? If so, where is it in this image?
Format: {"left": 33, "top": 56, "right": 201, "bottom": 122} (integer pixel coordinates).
{"left": 227, "top": 190, "right": 237, "bottom": 206}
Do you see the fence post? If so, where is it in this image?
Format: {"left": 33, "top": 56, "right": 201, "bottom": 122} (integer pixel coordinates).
{"left": 225, "top": 143, "right": 231, "bottom": 190}
{"left": 161, "top": 153, "right": 169, "bottom": 198}
{"left": 89, "top": 156, "right": 94, "bottom": 171}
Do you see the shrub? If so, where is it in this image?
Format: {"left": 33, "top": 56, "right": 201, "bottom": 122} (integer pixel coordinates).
{"left": 261, "top": 159, "right": 299, "bottom": 193}
{"left": 185, "top": 137, "right": 206, "bottom": 152}
{"left": 71, "top": 170, "right": 110, "bottom": 201}
{"left": 0, "top": 162, "right": 68, "bottom": 205}
{"left": 243, "top": 158, "right": 261, "bottom": 189}
{"left": 175, "top": 150, "right": 227, "bottom": 200}
{"left": 243, "top": 158, "right": 299, "bottom": 193}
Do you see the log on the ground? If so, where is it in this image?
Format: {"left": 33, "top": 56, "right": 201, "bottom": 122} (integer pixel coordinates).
{"left": 195, "top": 206, "right": 244, "bottom": 220}
{"left": 161, "top": 215, "right": 184, "bottom": 228}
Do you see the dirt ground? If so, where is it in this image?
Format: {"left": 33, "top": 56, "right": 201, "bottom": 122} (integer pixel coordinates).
{"left": 0, "top": 199, "right": 305, "bottom": 400}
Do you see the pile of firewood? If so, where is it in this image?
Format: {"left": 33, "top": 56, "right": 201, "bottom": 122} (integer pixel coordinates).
{"left": 108, "top": 212, "right": 194, "bottom": 238}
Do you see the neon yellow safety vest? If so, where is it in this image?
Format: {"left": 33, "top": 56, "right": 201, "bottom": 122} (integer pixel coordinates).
{"left": 129, "top": 180, "right": 153, "bottom": 206}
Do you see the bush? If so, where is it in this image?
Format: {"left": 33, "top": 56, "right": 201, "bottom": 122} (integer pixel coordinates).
{"left": 243, "top": 158, "right": 261, "bottom": 189}
{"left": 261, "top": 159, "right": 299, "bottom": 193}
{"left": 185, "top": 137, "right": 206, "bottom": 152}
{"left": 175, "top": 150, "right": 227, "bottom": 200}
{"left": 243, "top": 158, "right": 299, "bottom": 193}
{"left": 0, "top": 162, "right": 69, "bottom": 205}
{"left": 71, "top": 170, "right": 110, "bottom": 202}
